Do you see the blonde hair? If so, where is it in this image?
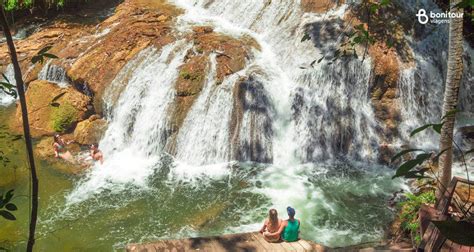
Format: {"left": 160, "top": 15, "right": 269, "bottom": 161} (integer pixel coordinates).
{"left": 268, "top": 208, "right": 278, "bottom": 228}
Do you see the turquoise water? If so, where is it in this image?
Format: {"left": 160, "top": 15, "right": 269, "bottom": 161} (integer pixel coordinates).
{"left": 0, "top": 106, "right": 402, "bottom": 251}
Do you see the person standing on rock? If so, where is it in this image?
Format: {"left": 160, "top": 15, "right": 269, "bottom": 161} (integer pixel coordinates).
{"left": 90, "top": 143, "right": 104, "bottom": 164}
{"left": 267, "top": 206, "right": 300, "bottom": 242}
{"left": 53, "top": 134, "right": 74, "bottom": 162}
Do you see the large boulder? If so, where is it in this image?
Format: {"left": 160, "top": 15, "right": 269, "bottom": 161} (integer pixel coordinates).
{"left": 73, "top": 115, "right": 108, "bottom": 145}
{"left": 14, "top": 80, "right": 91, "bottom": 137}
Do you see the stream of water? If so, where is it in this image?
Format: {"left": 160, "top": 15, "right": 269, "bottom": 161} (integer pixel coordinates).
{"left": 1, "top": 0, "right": 473, "bottom": 251}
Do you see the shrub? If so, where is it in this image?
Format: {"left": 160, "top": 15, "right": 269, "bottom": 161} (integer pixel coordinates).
{"left": 398, "top": 190, "right": 436, "bottom": 246}
{"left": 51, "top": 103, "right": 78, "bottom": 133}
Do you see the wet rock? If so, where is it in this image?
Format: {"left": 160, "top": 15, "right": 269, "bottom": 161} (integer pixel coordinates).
{"left": 73, "top": 115, "right": 108, "bottom": 145}
{"left": 378, "top": 143, "right": 395, "bottom": 165}
{"left": 192, "top": 26, "right": 213, "bottom": 34}
{"left": 301, "top": 0, "right": 340, "bottom": 13}
{"left": 165, "top": 30, "right": 258, "bottom": 154}
{"left": 67, "top": 0, "right": 178, "bottom": 113}
{"left": 13, "top": 80, "right": 91, "bottom": 137}
{"left": 1, "top": 0, "right": 180, "bottom": 115}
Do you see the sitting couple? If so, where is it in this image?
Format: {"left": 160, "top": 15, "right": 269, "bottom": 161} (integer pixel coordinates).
{"left": 259, "top": 206, "right": 300, "bottom": 243}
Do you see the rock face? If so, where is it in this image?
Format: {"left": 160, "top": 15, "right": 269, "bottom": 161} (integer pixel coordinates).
{"left": 341, "top": 4, "right": 415, "bottom": 144}
{"left": 369, "top": 42, "right": 402, "bottom": 139}
{"left": 165, "top": 26, "right": 258, "bottom": 154}
{"left": 66, "top": 0, "right": 179, "bottom": 113}
{"left": 14, "top": 80, "right": 91, "bottom": 137}
{"left": 73, "top": 115, "right": 108, "bottom": 145}
{"left": 1, "top": 0, "right": 178, "bottom": 138}
{"left": 301, "top": 0, "right": 342, "bottom": 13}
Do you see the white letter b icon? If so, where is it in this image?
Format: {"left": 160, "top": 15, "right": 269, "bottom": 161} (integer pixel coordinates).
{"left": 416, "top": 9, "right": 429, "bottom": 24}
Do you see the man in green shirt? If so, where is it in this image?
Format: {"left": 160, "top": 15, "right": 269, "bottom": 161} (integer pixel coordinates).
{"left": 268, "top": 206, "right": 300, "bottom": 242}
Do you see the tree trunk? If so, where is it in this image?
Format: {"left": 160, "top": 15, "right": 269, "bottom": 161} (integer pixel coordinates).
{"left": 0, "top": 7, "right": 39, "bottom": 252}
{"left": 435, "top": 0, "right": 464, "bottom": 205}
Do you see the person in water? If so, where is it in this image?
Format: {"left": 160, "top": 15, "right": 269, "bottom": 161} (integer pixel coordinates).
{"left": 53, "top": 134, "right": 74, "bottom": 162}
{"left": 259, "top": 208, "right": 282, "bottom": 242}
{"left": 267, "top": 206, "right": 300, "bottom": 242}
{"left": 90, "top": 143, "right": 104, "bottom": 164}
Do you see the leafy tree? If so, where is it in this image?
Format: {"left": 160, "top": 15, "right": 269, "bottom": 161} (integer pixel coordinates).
{"left": 391, "top": 113, "right": 473, "bottom": 246}
{"left": 0, "top": 6, "right": 39, "bottom": 252}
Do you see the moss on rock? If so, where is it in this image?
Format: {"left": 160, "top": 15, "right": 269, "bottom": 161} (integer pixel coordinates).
{"left": 13, "top": 80, "right": 91, "bottom": 137}
{"left": 51, "top": 103, "right": 79, "bottom": 133}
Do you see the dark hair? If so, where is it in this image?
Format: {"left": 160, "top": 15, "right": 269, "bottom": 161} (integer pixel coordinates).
{"left": 287, "top": 206, "right": 295, "bottom": 218}
{"left": 53, "top": 134, "right": 60, "bottom": 143}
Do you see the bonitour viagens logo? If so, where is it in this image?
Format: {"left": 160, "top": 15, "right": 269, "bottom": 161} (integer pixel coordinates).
{"left": 416, "top": 8, "right": 464, "bottom": 24}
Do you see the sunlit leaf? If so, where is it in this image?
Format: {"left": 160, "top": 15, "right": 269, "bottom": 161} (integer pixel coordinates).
{"left": 0, "top": 82, "right": 15, "bottom": 89}
{"left": 391, "top": 149, "right": 423, "bottom": 162}
{"left": 410, "top": 124, "right": 433, "bottom": 137}
{"left": 433, "top": 123, "right": 444, "bottom": 134}
{"left": 432, "top": 220, "right": 474, "bottom": 246}
{"left": 441, "top": 109, "right": 460, "bottom": 120}
{"left": 0, "top": 210, "right": 16, "bottom": 220}
{"left": 370, "top": 4, "right": 378, "bottom": 13}
{"left": 393, "top": 153, "right": 431, "bottom": 179}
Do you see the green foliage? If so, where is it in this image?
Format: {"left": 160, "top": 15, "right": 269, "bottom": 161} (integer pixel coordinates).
{"left": 3, "top": 0, "right": 20, "bottom": 11}
{"left": 391, "top": 110, "right": 460, "bottom": 180}
{"left": 456, "top": 0, "right": 474, "bottom": 8}
{"left": 180, "top": 70, "right": 202, "bottom": 82}
{"left": 31, "top": 46, "right": 58, "bottom": 65}
{"left": 398, "top": 191, "right": 436, "bottom": 245}
{"left": 51, "top": 103, "right": 77, "bottom": 133}
{"left": 1, "top": 0, "right": 75, "bottom": 10}
{"left": 306, "top": 0, "right": 393, "bottom": 65}
{"left": 0, "top": 189, "right": 17, "bottom": 221}
{"left": 0, "top": 73, "right": 17, "bottom": 99}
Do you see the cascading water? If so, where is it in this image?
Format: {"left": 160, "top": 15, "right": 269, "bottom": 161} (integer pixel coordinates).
{"left": 67, "top": 42, "right": 192, "bottom": 202}
{"left": 0, "top": 64, "right": 16, "bottom": 106}
{"left": 51, "top": 0, "right": 473, "bottom": 248}
{"left": 38, "top": 61, "right": 71, "bottom": 87}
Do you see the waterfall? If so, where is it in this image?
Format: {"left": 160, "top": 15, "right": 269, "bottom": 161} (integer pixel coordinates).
{"left": 174, "top": 54, "right": 233, "bottom": 165}
{"left": 38, "top": 61, "right": 71, "bottom": 87}
{"left": 67, "top": 42, "right": 191, "bottom": 202}
{"left": 64, "top": 0, "right": 471, "bottom": 247}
